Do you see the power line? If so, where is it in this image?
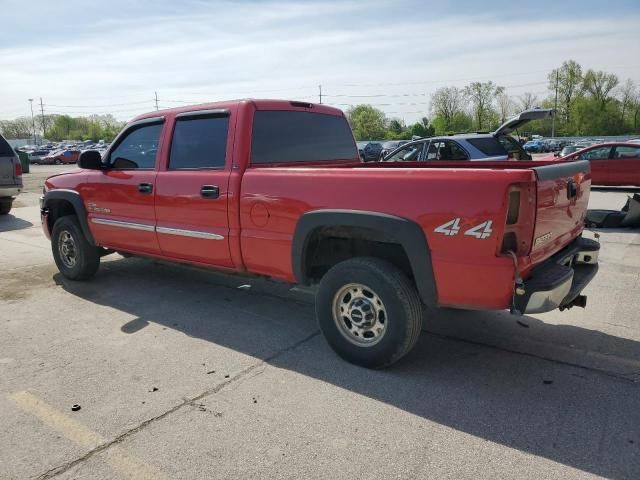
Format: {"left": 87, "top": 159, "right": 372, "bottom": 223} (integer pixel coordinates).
{"left": 43, "top": 100, "right": 154, "bottom": 108}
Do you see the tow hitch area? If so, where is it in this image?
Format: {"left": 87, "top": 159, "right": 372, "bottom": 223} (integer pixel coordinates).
{"left": 559, "top": 294, "right": 587, "bottom": 311}
{"left": 514, "top": 237, "right": 599, "bottom": 315}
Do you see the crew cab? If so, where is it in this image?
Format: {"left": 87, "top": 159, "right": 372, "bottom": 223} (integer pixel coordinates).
{"left": 0, "top": 133, "right": 22, "bottom": 215}
{"left": 41, "top": 100, "right": 599, "bottom": 368}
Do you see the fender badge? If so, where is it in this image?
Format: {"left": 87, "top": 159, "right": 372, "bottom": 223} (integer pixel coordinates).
{"left": 534, "top": 232, "right": 552, "bottom": 247}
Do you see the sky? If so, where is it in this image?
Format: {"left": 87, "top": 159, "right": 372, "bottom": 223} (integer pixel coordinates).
{"left": 1, "top": 0, "right": 639, "bottom": 124}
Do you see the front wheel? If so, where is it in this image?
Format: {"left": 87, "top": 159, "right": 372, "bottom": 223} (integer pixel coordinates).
{"left": 55, "top": 159, "right": 62, "bottom": 165}
{"left": 316, "top": 257, "right": 423, "bottom": 368}
{"left": 51, "top": 216, "right": 101, "bottom": 280}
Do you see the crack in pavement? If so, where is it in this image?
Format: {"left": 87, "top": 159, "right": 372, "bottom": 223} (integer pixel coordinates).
{"left": 35, "top": 330, "right": 320, "bottom": 479}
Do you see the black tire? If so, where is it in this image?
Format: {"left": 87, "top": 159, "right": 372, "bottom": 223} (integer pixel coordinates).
{"left": 316, "top": 257, "right": 423, "bottom": 369}
{"left": 0, "top": 199, "right": 12, "bottom": 215}
{"left": 51, "top": 216, "right": 100, "bottom": 280}
{"left": 55, "top": 159, "right": 62, "bottom": 165}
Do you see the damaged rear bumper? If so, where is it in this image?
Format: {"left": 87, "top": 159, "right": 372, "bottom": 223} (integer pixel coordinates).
{"left": 515, "top": 237, "right": 599, "bottom": 314}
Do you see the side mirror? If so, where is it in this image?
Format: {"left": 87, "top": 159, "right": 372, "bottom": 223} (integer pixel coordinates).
{"left": 77, "top": 150, "right": 103, "bottom": 169}
{"left": 554, "top": 152, "right": 560, "bottom": 157}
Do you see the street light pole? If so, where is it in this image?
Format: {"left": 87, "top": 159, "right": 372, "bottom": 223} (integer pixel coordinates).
{"left": 28, "top": 98, "right": 36, "bottom": 145}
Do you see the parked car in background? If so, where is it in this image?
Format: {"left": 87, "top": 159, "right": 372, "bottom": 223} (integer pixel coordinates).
{"left": 0, "top": 133, "right": 23, "bottom": 215}
{"left": 42, "top": 149, "right": 81, "bottom": 165}
{"left": 540, "top": 142, "right": 640, "bottom": 186}
{"left": 555, "top": 145, "right": 581, "bottom": 158}
{"left": 544, "top": 139, "right": 563, "bottom": 152}
{"left": 356, "top": 141, "right": 383, "bottom": 162}
{"left": 379, "top": 140, "right": 410, "bottom": 159}
{"left": 28, "top": 150, "right": 50, "bottom": 164}
{"left": 627, "top": 138, "right": 640, "bottom": 144}
{"left": 382, "top": 109, "right": 552, "bottom": 162}
{"left": 523, "top": 139, "right": 545, "bottom": 153}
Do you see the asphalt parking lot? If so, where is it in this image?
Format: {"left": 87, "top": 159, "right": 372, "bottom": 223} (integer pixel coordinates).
{"left": 1, "top": 165, "right": 639, "bottom": 479}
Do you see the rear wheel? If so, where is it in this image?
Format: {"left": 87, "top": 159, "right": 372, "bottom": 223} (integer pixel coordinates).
{"left": 0, "top": 199, "right": 12, "bottom": 215}
{"left": 316, "top": 257, "right": 423, "bottom": 368}
{"left": 51, "top": 216, "right": 100, "bottom": 280}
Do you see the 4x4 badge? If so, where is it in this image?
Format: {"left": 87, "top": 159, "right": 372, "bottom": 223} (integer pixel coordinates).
{"left": 434, "top": 218, "right": 493, "bottom": 239}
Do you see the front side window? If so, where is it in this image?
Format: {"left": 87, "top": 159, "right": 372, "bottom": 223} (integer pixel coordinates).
{"left": 251, "top": 111, "right": 356, "bottom": 164}
{"left": 580, "top": 146, "right": 612, "bottom": 161}
{"left": 109, "top": 122, "right": 163, "bottom": 169}
{"left": 613, "top": 146, "right": 640, "bottom": 158}
{"left": 387, "top": 142, "right": 424, "bottom": 161}
{"left": 170, "top": 115, "right": 229, "bottom": 169}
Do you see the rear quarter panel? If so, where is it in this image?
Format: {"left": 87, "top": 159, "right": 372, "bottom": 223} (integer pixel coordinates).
{"left": 240, "top": 166, "right": 535, "bottom": 309}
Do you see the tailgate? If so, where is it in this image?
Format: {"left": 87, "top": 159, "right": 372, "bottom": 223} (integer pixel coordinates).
{"left": 0, "top": 154, "right": 17, "bottom": 185}
{"left": 530, "top": 160, "right": 591, "bottom": 263}
{"left": 0, "top": 135, "right": 17, "bottom": 185}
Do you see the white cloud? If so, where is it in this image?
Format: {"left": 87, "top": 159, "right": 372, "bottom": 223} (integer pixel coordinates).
{"left": 1, "top": 1, "right": 639, "bottom": 123}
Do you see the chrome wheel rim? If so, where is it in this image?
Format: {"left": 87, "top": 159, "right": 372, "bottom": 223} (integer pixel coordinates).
{"left": 58, "top": 230, "right": 77, "bottom": 268}
{"left": 332, "top": 283, "right": 387, "bottom": 346}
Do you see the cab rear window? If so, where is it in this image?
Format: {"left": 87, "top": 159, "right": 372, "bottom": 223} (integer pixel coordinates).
{"left": 466, "top": 137, "right": 508, "bottom": 156}
{"left": 251, "top": 111, "right": 356, "bottom": 164}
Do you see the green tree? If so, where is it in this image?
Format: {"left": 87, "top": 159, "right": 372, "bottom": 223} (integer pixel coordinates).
{"left": 548, "top": 60, "right": 583, "bottom": 125}
{"left": 0, "top": 117, "right": 33, "bottom": 139}
{"left": 582, "top": 69, "right": 619, "bottom": 110}
{"left": 518, "top": 92, "right": 539, "bottom": 111}
{"left": 407, "top": 117, "right": 435, "bottom": 138}
{"left": 430, "top": 87, "right": 465, "bottom": 131}
{"left": 463, "top": 81, "right": 504, "bottom": 130}
{"left": 346, "top": 105, "right": 387, "bottom": 140}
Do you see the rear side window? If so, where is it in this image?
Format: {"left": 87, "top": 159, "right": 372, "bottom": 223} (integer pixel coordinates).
{"left": 467, "top": 137, "right": 508, "bottom": 156}
{"left": 170, "top": 115, "right": 229, "bottom": 169}
{"left": 251, "top": 111, "right": 356, "bottom": 164}
{"left": 0, "top": 134, "right": 15, "bottom": 156}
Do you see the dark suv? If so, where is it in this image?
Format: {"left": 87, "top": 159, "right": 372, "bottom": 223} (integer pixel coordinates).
{"left": 382, "top": 109, "right": 553, "bottom": 162}
{"left": 0, "top": 133, "right": 23, "bottom": 215}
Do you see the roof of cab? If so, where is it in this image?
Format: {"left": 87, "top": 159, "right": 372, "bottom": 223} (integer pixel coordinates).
{"left": 131, "top": 99, "right": 344, "bottom": 122}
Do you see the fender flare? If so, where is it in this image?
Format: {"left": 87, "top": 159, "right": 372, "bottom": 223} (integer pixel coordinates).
{"left": 292, "top": 209, "right": 437, "bottom": 305}
{"left": 43, "top": 189, "right": 96, "bottom": 246}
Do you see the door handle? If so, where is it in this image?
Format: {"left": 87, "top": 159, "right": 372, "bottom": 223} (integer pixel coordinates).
{"left": 138, "top": 183, "right": 153, "bottom": 194}
{"left": 200, "top": 185, "right": 220, "bottom": 199}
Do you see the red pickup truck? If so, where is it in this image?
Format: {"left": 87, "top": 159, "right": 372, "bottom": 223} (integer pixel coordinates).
{"left": 41, "top": 99, "right": 599, "bottom": 368}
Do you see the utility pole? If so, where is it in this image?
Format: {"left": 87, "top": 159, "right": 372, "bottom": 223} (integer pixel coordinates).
{"left": 552, "top": 69, "right": 559, "bottom": 138}
{"left": 39, "top": 97, "right": 46, "bottom": 139}
{"left": 154, "top": 91, "right": 159, "bottom": 110}
{"left": 318, "top": 85, "right": 322, "bottom": 104}
{"left": 28, "top": 99, "right": 36, "bottom": 145}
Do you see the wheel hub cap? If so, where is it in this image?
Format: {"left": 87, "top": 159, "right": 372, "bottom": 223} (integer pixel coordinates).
{"left": 58, "top": 231, "right": 77, "bottom": 268}
{"left": 332, "top": 283, "right": 387, "bottom": 346}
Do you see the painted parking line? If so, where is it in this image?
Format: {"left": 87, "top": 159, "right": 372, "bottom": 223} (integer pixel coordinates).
{"left": 10, "top": 391, "right": 165, "bottom": 480}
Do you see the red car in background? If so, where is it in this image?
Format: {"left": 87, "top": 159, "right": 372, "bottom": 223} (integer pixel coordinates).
{"left": 42, "top": 149, "right": 81, "bottom": 165}
{"left": 540, "top": 143, "right": 640, "bottom": 186}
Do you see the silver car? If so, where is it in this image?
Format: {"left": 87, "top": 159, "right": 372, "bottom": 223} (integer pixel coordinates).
{"left": 0, "top": 133, "right": 23, "bottom": 215}
{"left": 382, "top": 109, "right": 554, "bottom": 162}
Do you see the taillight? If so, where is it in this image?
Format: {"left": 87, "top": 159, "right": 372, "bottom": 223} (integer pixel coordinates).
{"left": 15, "top": 160, "right": 22, "bottom": 177}
{"left": 506, "top": 190, "right": 520, "bottom": 224}
{"left": 500, "top": 183, "right": 535, "bottom": 256}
